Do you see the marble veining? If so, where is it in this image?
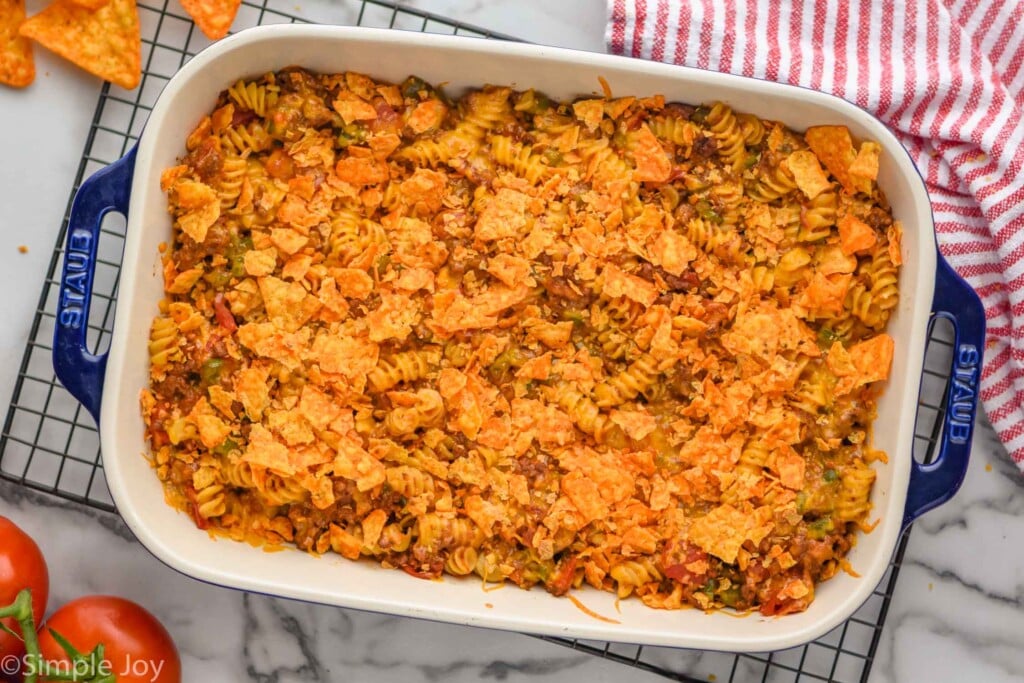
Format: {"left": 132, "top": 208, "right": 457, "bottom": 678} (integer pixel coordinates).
{"left": 2, "top": 0, "right": 1023, "bottom": 681}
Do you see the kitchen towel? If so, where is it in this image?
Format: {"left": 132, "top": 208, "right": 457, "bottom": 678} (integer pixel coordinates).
{"left": 606, "top": 0, "right": 1024, "bottom": 469}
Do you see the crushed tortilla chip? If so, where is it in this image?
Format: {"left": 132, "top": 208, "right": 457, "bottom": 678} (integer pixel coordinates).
{"left": 276, "top": 194, "right": 325, "bottom": 230}
{"left": 244, "top": 248, "right": 278, "bottom": 277}
{"left": 333, "top": 91, "right": 377, "bottom": 124}
{"left": 329, "top": 524, "right": 362, "bottom": 559}
{"left": 281, "top": 254, "right": 312, "bottom": 281}
{"left": 297, "top": 384, "right": 342, "bottom": 431}
{"left": 804, "top": 125, "right": 857, "bottom": 193}
{"left": 798, "top": 272, "right": 852, "bottom": 314}
{"left": 561, "top": 470, "right": 609, "bottom": 526}
{"left": 332, "top": 268, "right": 374, "bottom": 299}
{"left": 474, "top": 188, "right": 530, "bottom": 241}
{"left": 0, "top": 0, "right": 33, "bottom": 87}
{"left": 687, "top": 503, "right": 774, "bottom": 564}
{"left": 365, "top": 292, "right": 419, "bottom": 342}
{"left": 207, "top": 385, "right": 236, "bottom": 418}
{"left": 572, "top": 99, "right": 604, "bottom": 132}
{"left": 515, "top": 353, "right": 552, "bottom": 381}
{"left": 167, "top": 267, "right": 203, "bottom": 294}
{"left": 171, "top": 179, "right": 219, "bottom": 243}
{"left": 236, "top": 323, "right": 310, "bottom": 370}
{"left": 361, "top": 509, "right": 388, "bottom": 547}
{"left": 630, "top": 124, "right": 672, "bottom": 183}
{"left": 610, "top": 409, "right": 658, "bottom": 440}
{"left": 816, "top": 244, "right": 858, "bottom": 275}
{"left": 524, "top": 318, "right": 574, "bottom": 348}
{"left": 406, "top": 99, "right": 447, "bottom": 134}
{"left": 19, "top": 0, "right": 140, "bottom": 89}
{"left": 242, "top": 424, "right": 294, "bottom": 475}
{"left": 335, "top": 155, "right": 389, "bottom": 186}
{"left": 235, "top": 364, "right": 272, "bottom": 420}
{"left": 837, "top": 214, "right": 877, "bottom": 256}
{"left": 190, "top": 400, "right": 231, "bottom": 449}
{"left": 487, "top": 253, "right": 532, "bottom": 288}
{"left": 269, "top": 227, "right": 308, "bottom": 256}
{"left": 333, "top": 437, "right": 386, "bottom": 491}
{"left": 849, "top": 141, "right": 881, "bottom": 194}
{"left": 650, "top": 228, "right": 697, "bottom": 276}
{"left": 604, "top": 96, "right": 636, "bottom": 120}
{"left": 601, "top": 263, "right": 658, "bottom": 307}
{"left": 849, "top": 334, "right": 895, "bottom": 385}
{"left": 776, "top": 452, "right": 806, "bottom": 489}
{"left": 887, "top": 222, "right": 903, "bottom": 266}
{"left": 785, "top": 150, "right": 832, "bottom": 199}
{"left": 393, "top": 267, "right": 434, "bottom": 293}
{"left": 258, "top": 276, "right": 322, "bottom": 333}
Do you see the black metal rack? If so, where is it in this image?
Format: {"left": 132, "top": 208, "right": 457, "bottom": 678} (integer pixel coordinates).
{"left": 0, "top": 1, "right": 952, "bottom": 680}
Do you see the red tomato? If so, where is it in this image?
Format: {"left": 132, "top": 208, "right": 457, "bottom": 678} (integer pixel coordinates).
{"left": 547, "top": 556, "right": 578, "bottom": 596}
{"left": 662, "top": 541, "right": 708, "bottom": 588}
{"left": 0, "top": 517, "right": 48, "bottom": 660}
{"left": 212, "top": 293, "right": 237, "bottom": 332}
{"left": 37, "top": 597, "right": 181, "bottom": 683}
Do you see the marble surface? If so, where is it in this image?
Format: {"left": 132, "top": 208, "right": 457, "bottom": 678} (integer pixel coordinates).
{"left": 1, "top": 1, "right": 1022, "bottom": 681}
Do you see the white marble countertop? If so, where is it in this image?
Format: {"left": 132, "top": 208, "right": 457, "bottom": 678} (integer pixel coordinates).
{"left": 1, "top": 1, "right": 1023, "bottom": 681}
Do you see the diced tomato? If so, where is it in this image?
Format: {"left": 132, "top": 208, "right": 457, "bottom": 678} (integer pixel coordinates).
{"left": 759, "top": 592, "right": 804, "bottom": 616}
{"left": 370, "top": 100, "right": 401, "bottom": 134}
{"left": 624, "top": 111, "right": 646, "bottom": 131}
{"left": 265, "top": 148, "right": 295, "bottom": 180}
{"left": 548, "top": 556, "right": 578, "bottom": 596}
{"left": 662, "top": 541, "right": 708, "bottom": 587}
{"left": 213, "top": 293, "right": 237, "bottom": 332}
{"left": 183, "top": 487, "right": 209, "bottom": 530}
{"left": 402, "top": 562, "right": 442, "bottom": 580}
{"left": 151, "top": 429, "right": 170, "bottom": 448}
{"left": 231, "top": 107, "right": 258, "bottom": 128}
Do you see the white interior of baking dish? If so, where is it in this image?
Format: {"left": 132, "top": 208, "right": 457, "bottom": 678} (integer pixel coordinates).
{"left": 102, "top": 25, "right": 935, "bottom": 652}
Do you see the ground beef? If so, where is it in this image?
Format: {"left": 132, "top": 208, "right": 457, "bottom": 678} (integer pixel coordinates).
{"left": 173, "top": 219, "right": 233, "bottom": 271}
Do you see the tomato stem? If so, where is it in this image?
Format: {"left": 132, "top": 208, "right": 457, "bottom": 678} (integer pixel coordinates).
{"left": 0, "top": 589, "right": 42, "bottom": 682}
{"left": 0, "top": 587, "right": 32, "bottom": 622}
{"left": 0, "top": 590, "right": 120, "bottom": 682}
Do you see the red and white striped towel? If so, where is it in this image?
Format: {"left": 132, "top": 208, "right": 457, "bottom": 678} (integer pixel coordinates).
{"left": 607, "top": 0, "right": 1024, "bottom": 470}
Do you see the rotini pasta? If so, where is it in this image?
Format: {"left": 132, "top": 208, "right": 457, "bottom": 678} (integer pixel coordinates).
{"left": 144, "top": 69, "right": 900, "bottom": 617}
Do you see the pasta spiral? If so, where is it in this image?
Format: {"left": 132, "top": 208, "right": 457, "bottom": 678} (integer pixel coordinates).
{"left": 368, "top": 348, "right": 441, "bottom": 393}
{"left": 593, "top": 353, "right": 663, "bottom": 407}
{"left": 705, "top": 102, "right": 746, "bottom": 171}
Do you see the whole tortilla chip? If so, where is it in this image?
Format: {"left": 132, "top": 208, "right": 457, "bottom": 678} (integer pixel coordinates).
{"left": 69, "top": 0, "right": 112, "bottom": 9}
{"left": 0, "top": 0, "right": 34, "bottom": 88}
{"left": 179, "top": 0, "right": 240, "bottom": 40}
{"left": 19, "top": 0, "right": 140, "bottom": 89}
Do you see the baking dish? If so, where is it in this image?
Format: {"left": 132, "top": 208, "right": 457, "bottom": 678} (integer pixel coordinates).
{"left": 52, "top": 25, "right": 985, "bottom": 652}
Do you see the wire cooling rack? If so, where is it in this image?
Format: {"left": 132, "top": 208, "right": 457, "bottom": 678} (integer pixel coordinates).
{"left": 0, "top": 0, "right": 957, "bottom": 680}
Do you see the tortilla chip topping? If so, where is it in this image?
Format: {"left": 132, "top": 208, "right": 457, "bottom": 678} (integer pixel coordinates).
{"left": 143, "top": 71, "right": 899, "bottom": 618}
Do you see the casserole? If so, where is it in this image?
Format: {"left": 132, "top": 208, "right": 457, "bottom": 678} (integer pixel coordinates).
{"left": 52, "top": 25, "right": 984, "bottom": 652}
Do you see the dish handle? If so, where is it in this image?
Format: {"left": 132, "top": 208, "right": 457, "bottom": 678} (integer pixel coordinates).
{"left": 902, "top": 256, "right": 986, "bottom": 529}
{"left": 52, "top": 147, "right": 137, "bottom": 425}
